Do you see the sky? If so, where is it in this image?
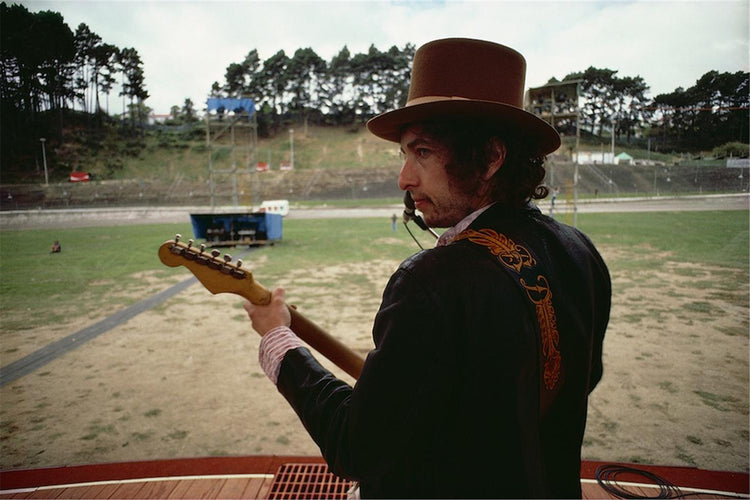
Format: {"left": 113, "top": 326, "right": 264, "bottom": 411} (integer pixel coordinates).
{"left": 19, "top": 0, "right": 750, "bottom": 116}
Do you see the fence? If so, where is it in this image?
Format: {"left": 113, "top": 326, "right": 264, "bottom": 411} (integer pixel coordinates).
{"left": 1, "top": 163, "right": 747, "bottom": 211}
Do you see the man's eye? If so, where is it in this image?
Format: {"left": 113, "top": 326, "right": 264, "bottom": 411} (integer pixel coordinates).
{"left": 416, "top": 148, "right": 431, "bottom": 158}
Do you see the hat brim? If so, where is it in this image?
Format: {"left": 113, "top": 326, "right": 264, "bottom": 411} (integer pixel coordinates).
{"left": 366, "top": 100, "right": 561, "bottom": 156}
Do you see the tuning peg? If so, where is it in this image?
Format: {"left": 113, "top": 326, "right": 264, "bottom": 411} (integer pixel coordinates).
{"left": 187, "top": 239, "right": 194, "bottom": 249}
{"left": 223, "top": 254, "right": 232, "bottom": 263}
{"left": 211, "top": 249, "right": 220, "bottom": 258}
{"left": 236, "top": 259, "right": 243, "bottom": 268}
{"left": 175, "top": 234, "right": 182, "bottom": 243}
{"left": 199, "top": 243, "right": 206, "bottom": 253}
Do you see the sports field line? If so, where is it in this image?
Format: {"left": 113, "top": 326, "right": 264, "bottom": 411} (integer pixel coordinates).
{"left": 0, "top": 276, "right": 197, "bottom": 388}
{"left": 0, "top": 246, "right": 258, "bottom": 387}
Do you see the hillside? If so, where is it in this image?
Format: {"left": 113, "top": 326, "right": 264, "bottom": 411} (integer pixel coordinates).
{"left": 1, "top": 121, "right": 747, "bottom": 210}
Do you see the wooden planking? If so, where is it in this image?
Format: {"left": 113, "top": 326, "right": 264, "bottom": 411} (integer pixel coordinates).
{"left": 120, "top": 479, "right": 179, "bottom": 499}
{"left": 173, "top": 478, "right": 240, "bottom": 499}
{"left": 19, "top": 487, "right": 64, "bottom": 499}
{"left": 0, "top": 455, "right": 321, "bottom": 491}
{"left": 3, "top": 476, "right": 746, "bottom": 500}
{"left": 110, "top": 480, "right": 151, "bottom": 499}
{"left": 239, "top": 476, "right": 274, "bottom": 499}
{"left": 215, "top": 476, "right": 270, "bottom": 499}
{"left": 56, "top": 483, "right": 120, "bottom": 499}
{"left": 0, "top": 476, "right": 272, "bottom": 500}
{"left": 64, "top": 483, "right": 124, "bottom": 499}
{"left": 582, "top": 480, "right": 616, "bottom": 499}
{"left": 0, "top": 492, "right": 34, "bottom": 499}
{"left": 2, "top": 457, "right": 747, "bottom": 499}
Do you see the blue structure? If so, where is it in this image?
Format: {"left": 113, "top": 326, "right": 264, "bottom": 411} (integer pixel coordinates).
{"left": 206, "top": 97, "right": 256, "bottom": 118}
{"left": 189, "top": 212, "right": 282, "bottom": 247}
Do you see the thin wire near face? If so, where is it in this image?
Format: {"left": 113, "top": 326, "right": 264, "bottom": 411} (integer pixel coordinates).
{"left": 403, "top": 220, "right": 425, "bottom": 250}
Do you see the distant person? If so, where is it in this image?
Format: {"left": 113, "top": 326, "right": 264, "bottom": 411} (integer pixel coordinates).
{"left": 244, "top": 38, "right": 611, "bottom": 498}
{"left": 551, "top": 186, "right": 560, "bottom": 215}
{"left": 391, "top": 213, "right": 397, "bottom": 231}
{"left": 50, "top": 240, "right": 61, "bottom": 253}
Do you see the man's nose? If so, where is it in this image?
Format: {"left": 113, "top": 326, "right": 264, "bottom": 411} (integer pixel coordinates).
{"left": 398, "top": 156, "right": 417, "bottom": 191}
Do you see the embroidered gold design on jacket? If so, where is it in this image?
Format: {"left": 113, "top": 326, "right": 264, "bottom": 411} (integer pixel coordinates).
{"left": 455, "top": 228, "right": 535, "bottom": 272}
{"left": 521, "top": 275, "right": 561, "bottom": 389}
{"left": 456, "top": 228, "right": 561, "bottom": 390}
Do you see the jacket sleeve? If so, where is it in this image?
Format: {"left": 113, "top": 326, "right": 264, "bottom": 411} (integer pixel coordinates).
{"left": 568, "top": 226, "right": 611, "bottom": 392}
{"left": 587, "top": 241, "right": 611, "bottom": 392}
{"left": 275, "top": 258, "right": 458, "bottom": 483}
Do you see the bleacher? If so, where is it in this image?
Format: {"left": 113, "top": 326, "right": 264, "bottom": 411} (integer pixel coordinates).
{"left": 545, "top": 162, "right": 749, "bottom": 199}
{"left": 1, "top": 163, "right": 747, "bottom": 211}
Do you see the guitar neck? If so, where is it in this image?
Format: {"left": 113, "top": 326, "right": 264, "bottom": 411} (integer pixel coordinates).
{"left": 288, "top": 307, "right": 364, "bottom": 380}
{"left": 159, "top": 238, "right": 364, "bottom": 380}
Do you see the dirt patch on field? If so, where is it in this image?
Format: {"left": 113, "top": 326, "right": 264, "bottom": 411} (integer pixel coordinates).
{"left": 1, "top": 249, "right": 748, "bottom": 473}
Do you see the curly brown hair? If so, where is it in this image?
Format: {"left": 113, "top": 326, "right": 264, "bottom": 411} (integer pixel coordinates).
{"left": 406, "top": 117, "right": 549, "bottom": 207}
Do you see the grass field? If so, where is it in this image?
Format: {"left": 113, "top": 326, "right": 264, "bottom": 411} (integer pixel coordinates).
{"left": 1, "top": 210, "right": 748, "bottom": 472}
{"left": 0, "top": 210, "right": 747, "bottom": 333}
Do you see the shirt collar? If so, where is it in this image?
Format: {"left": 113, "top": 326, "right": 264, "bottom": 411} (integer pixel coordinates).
{"left": 436, "top": 203, "right": 495, "bottom": 247}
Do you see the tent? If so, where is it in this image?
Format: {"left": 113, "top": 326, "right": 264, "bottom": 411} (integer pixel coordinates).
{"left": 614, "top": 152, "right": 634, "bottom": 165}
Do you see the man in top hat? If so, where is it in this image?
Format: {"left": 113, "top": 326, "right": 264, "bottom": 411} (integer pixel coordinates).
{"left": 245, "top": 38, "right": 611, "bottom": 498}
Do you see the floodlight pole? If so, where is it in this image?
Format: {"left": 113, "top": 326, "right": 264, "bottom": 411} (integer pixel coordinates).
{"left": 573, "top": 89, "right": 581, "bottom": 228}
{"left": 289, "top": 128, "right": 294, "bottom": 168}
{"left": 40, "top": 138, "right": 48, "bottom": 186}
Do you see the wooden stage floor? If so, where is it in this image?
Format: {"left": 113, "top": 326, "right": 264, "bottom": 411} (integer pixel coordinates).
{"left": 1, "top": 456, "right": 747, "bottom": 499}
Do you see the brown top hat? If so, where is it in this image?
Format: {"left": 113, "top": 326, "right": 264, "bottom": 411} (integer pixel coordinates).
{"left": 367, "top": 38, "right": 560, "bottom": 156}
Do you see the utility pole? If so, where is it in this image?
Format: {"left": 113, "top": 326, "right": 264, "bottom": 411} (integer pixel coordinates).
{"left": 40, "top": 138, "right": 49, "bottom": 186}
{"left": 573, "top": 83, "right": 581, "bottom": 228}
{"left": 289, "top": 128, "right": 295, "bottom": 168}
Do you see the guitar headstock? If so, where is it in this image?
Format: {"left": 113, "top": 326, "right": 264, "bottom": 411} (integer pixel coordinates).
{"left": 158, "top": 234, "right": 271, "bottom": 305}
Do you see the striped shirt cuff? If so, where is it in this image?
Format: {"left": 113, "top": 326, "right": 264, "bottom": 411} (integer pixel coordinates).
{"left": 258, "top": 326, "right": 304, "bottom": 385}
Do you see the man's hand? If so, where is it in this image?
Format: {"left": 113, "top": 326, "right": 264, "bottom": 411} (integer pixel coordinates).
{"left": 243, "top": 287, "right": 292, "bottom": 336}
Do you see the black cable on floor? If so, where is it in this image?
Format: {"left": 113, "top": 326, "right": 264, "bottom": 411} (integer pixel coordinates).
{"left": 596, "top": 464, "right": 683, "bottom": 499}
{"left": 595, "top": 464, "right": 746, "bottom": 499}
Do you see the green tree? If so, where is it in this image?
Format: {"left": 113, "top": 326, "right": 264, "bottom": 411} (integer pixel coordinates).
{"left": 95, "top": 43, "right": 119, "bottom": 115}
{"left": 565, "top": 67, "right": 619, "bottom": 137}
{"left": 74, "top": 23, "right": 118, "bottom": 126}
{"left": 0, "top": 2, "right": 76, "bottom": 171}
{"left": 242, "top": 49, "right": 263, "bottom": 98}
{"left": 3, "top": 5, "right": 75, "bottom": 114}
{"left": 73, "top": 23, "right": 101, "bottom": 113}
{"left": 182, "top": 97, "right": 198, "bottom": 123}
{"left": 350, "top": 44, "right": 413, "bottom": 120}
{"left": 169, "top": 104, "right": 181, "bottom": 123}
{"left": 223, "top": 49, "right": 262, "bottom": 98}
{"left": 258, "top": 50, "right": 290, "bottom": 131}
{"left": 612, "top": 75, "right": 650, "bottom": 143}
{"left": 653, "top": 70, "right": 749, "bottom": 151}
{"left": 36, "top": 10, "right": 76, "bottom": 116}
{"left": 382, "top": 44, "right": 413, "bottom": 111}
{"left": 215, "top": 43, "right": 415, "bottom": 128}
{"left": 224, "top": 62, "right": 247, "bottom": 96}
{"left": 117, "top": 47, "right": 149, "bottom": 132}
{"left": 323, "top": 46, "right": 355, "bottom": 125}
{"left": 286, "top": 47, "right": 327, "bottom": 131}
{"left": 90, "top": 42, "right": 118, "bottom": 116}
{"left": 350, "top": 45, "right": 384, "bottom": 118}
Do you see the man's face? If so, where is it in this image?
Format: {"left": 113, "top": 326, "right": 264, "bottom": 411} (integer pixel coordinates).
{"left": 398, "top": 127, "right": 481, "bottom": 228}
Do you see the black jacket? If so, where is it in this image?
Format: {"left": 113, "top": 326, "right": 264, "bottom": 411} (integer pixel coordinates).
{"left": 276, "top": 203, "right": 611, "bottom": 498}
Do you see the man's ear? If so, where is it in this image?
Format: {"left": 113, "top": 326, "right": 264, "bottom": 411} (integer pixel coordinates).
{"left": 483, "top": 138, "right": 506, "bottom": 180}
